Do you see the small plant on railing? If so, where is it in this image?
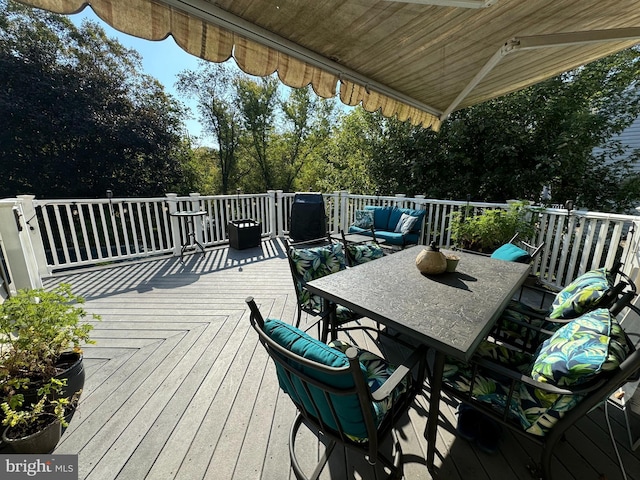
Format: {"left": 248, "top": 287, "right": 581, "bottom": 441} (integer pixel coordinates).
{"left": 449, "top": 201, "right": 538, "bottom": 253}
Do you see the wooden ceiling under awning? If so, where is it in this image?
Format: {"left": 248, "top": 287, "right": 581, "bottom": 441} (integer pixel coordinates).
{"left": 17, "top": 0, "right": 640, "bottom": 130}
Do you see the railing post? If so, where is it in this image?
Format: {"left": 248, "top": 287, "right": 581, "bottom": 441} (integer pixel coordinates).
{"left": 189, "top": 193, "right": 204, "bottom": 245}
{"left": 267, "top": 190, "right": 277, "bottom": 238}
{"left": 17, "top": 195, "right": 51, "bottom": 277}
{"left": 276, "top": 190, "right": 284, "bottom": 237}
{"left": 0, "top": 199, "right": 43, "bottom": 292}
{"left": 415, "top": 195, "right": 427, "bottom": 245}
{"left": 339, "top": 191, "right": 349, "bottom": 233}
{"left": 394, "top": 194, "right": 406, "bottom": 208}
{"left": 166, "top": 193, "right": 181, "bottom": 256}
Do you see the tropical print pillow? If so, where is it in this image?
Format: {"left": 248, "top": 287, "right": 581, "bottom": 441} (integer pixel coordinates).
{"left": 353, "top": 209, "right": 374, "bottom": 229}
{"left": 289, "top": 243, "right": 346, "bottom": 313}
{"left": 347, "top": 244, "right": 385, "bottom": 265}
{"left": 443, "top": 353, "right": 581, "bottom": 437}
{"left": 531, "top": 308, "right": 630, "bottom": 387}
{"left": 548, "top": 268, "right": 610, "bottom": 319}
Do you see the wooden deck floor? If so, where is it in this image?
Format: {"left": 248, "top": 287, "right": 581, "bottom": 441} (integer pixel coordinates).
{"left": 33, "top": 239, "right": 640, "bottom": 480}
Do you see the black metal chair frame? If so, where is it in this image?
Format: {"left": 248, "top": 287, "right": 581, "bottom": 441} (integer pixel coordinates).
{"left": 439, "top": 291, "right": 640, "bottom": 480}
{"left": 284, "top": 238, "right": 351, "bottom": 338}
{"left": 246, "top": 297, "right": 427, "bottom": 480}
{"left": 493, "top": 262, "right": 632, "bottom": 354}
{"left": 507, "top": 232, "right": 545, "bottom": 261}
{"left": 338, "top": 229, "right": 386, "bottom": 267}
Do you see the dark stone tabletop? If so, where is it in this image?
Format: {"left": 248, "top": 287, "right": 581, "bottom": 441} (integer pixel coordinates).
{"left": 307, "top": 247, "right": 530, "bottom": 361}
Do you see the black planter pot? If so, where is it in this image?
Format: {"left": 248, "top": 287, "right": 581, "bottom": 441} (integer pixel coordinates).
{"left": 2, "top": 419, "right": 62, "bottom": 454}
{"left": 21, "top": 352, "right": 85, "bottom": 405}
{"left": 2, "top": 353, "right": 85, "bottom": 426}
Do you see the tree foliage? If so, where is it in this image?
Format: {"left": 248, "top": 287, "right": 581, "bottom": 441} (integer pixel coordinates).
{"left": 0, "top": 0, "right": 193, "bottom": 198}
{"left": 176, "top": 62, "right": 241, "bottom": 194}
{"left": 177, "top": 60, "right": 337, "bottom": 193}
{"left": 351, "top": 47, "right": 640, "bottom": 212}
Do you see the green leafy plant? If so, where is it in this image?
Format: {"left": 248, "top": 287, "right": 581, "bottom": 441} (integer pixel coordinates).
{"left": 449, "top": 201, "right": 538, "bottom": 253}
{"left": 0, "top": 283, "right": 99, "bottom": 386}
{"left": 1, "top": 378, "right": 79, "bottom": 439}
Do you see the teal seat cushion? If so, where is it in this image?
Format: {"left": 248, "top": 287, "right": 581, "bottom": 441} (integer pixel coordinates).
{"left": 548, "top": 268, "right": 611, "bottom": 319}
{"left": 263, "top": 319, "right": 368, "bottom": 438}
{"left": 491, "top": 243, "right": 531, "bottom": 263}
{"left": 264, "top": 321, "right": 409, "bottom": 442}
{"left": 348, "top": 225, "right": 373, "bottom": 236}
{"left": 330, "top": 339, "right": 410, "bottom": 441}
{"left": 370, "top": 230, "right": 407, "bottom": 246}
{"left": 531, "top": 308, "right": 630, "bottom": 387}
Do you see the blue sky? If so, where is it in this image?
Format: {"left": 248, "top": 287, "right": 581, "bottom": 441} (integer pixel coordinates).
{"left": 67, "top": 7, "right": 351, "bottom": 148}
{"left": 69, "top": 7, "right": 219, "bottom": 146}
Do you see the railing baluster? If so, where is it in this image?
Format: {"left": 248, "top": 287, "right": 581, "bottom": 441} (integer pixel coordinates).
{"left": 40, "top": 205, "right": 60, "bottom": 267}
{"left": 76, "top": 203, "right": 92, "bottom": 261}
{"left": 64, "top": 204, "right": 82, "bottom": 262}
{"left": 53, "top": 205, "right": 71, "bottom": 265}
{"left": 87, "top": 204, "right": 103, "bottom": 260}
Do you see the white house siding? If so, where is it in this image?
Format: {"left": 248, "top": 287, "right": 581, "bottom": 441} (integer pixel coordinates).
{"left": 594, "top": 116, "right": 640, "bottom": 173}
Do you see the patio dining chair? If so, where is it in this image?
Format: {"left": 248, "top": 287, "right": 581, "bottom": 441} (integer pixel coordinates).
{"left": 491, "top": 264, "right": 631, "bottom": 353}
{"left": 490, "top": 232, "right": 544, "bottom": 264}
{"left": 286, "top": 240, "right": 362, "bottom": 339}
{"left": 439, "top": 292, "right": 640, "bottom": 480}
{"left": 339, "top": 230, "right": 386, "bottom": 267}
{"left": 246, "top": 297, "right": 427, "bottom": 480}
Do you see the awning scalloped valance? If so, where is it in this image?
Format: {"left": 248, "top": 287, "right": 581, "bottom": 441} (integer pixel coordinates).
{"left": 19, "top": 0, "right": 441, "bottom": 130}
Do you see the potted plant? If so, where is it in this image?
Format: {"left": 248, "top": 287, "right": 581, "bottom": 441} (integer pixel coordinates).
{"left": 0, "top": 283, "right": 98, "bottom": 444}
{"left": 1, "top": 378, "right": 80, "bottom": 453}
{"left": 449, "top": 200, "right": 537, "bottom": 254}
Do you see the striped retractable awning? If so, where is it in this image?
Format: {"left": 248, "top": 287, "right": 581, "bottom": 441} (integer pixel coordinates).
{"left": 17, "top": 0, "right": 640, "bottom": 130}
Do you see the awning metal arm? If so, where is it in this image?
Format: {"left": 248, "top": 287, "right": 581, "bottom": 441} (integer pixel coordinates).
{"left": 440, "top": 27, "right": 640, "bottom": 120}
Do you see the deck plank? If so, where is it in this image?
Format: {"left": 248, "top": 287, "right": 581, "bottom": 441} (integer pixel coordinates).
{"left": 34, "top": 239, "right": 640, "bottom": 480}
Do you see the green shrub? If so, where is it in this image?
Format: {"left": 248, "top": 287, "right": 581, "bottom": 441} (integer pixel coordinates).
{"left": 450, "top": 201, "right": 537, "bottom": 253}
{"left": 0, "top": 284, "right": 98, "bottom": 383}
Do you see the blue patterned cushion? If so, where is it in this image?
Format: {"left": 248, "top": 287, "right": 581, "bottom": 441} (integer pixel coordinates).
{"left": 549, "top": 268, "right": 610, "bottom": 319}
{"left": 353, "top": 209, "right": 374, "bottom": 229}
{"left": 531, "top": 308, "right": 630, "bottom": 387}
{"left": 491, "top": 243, "right": 531, "bottom": 263}
{"left": 290, "top": 243, "right": 346, "bottom": 313}
{"left": 346, "top": 244, "right": 385, "bottom": 265}
{"left": 443, "top": 346, "right": 582, "bottom": 436}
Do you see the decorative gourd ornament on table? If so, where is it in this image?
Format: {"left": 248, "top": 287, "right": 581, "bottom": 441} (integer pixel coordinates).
{"left": 415, "top": 241, "right": 447, "bottom": 275}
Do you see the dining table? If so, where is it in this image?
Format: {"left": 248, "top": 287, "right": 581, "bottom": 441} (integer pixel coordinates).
{"left": 306, "top": 246, "right": 531, "bottom": 472}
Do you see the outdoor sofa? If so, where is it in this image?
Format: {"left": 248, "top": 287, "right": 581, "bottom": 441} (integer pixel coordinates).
{"left": 348, "top": 205, "right": 426, "bottom": 247}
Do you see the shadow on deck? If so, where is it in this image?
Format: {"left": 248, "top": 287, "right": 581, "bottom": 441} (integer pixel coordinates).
{"left": 14, "top": 239, "right": 638, "bottom": 480}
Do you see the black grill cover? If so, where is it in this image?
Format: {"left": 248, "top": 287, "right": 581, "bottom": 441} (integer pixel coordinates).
{"left": 289, "top": 193, "right": 327, "bottom": 242}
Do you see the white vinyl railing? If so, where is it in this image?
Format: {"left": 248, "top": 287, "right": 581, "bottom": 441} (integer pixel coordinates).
{"left": 5, "top": 192, "right": 637, "bottom": 290}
